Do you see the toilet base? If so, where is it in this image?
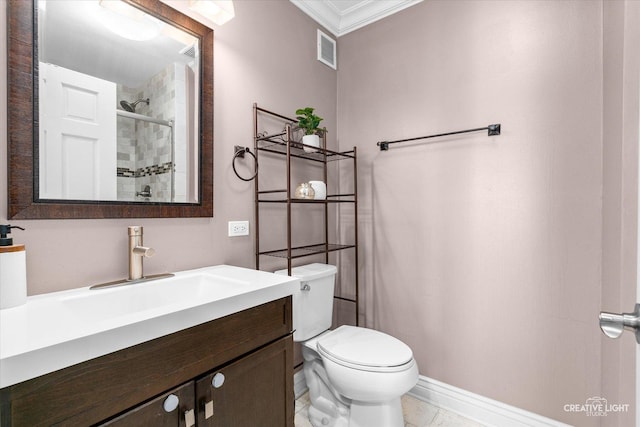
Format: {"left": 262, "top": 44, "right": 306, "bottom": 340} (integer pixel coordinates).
{"left": 349, "top": 398, "right": 404, "bottom": 427}
{"left": 308, "top": 403, "right": 349, "bottom": 427}
{"left": 306, "top": 396, "right": 404, "bottom": 427}
{"left": 303, "top": 348, "right": 406, "bottom": 427}
{"left": 304, "top": 353, "right": 350, "bottom": 427}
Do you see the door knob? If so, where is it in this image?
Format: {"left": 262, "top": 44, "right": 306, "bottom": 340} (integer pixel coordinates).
{"left": 599, "top": 303, "right": 640, "bottom": 343}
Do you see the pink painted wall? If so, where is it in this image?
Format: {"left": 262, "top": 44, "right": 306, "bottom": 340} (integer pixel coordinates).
{"left": 0, "top": 0, "right": 337, "bottom": 294}
{"left": 337, "top": 0, "right": 634, "bottom": 425}
{"left": 2, "top": 0, "right": 638, "bottom": 424}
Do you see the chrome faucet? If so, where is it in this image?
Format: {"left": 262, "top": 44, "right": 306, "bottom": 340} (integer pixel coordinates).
{"left": 128, "top": 226, "right": 155, "bottom": 281}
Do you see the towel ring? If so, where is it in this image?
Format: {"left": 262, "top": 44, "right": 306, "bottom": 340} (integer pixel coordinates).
{"left": 232, "top": 146, "right": 258, "bottom": 182}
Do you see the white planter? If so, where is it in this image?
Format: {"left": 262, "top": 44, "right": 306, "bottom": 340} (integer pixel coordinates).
{"left": 302, "top": 134, "right": 320, "bottom": 153}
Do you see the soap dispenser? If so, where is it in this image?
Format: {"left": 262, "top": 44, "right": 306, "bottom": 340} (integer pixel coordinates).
{"left": 0, "top": 225, "right": 27, "bottom": 309}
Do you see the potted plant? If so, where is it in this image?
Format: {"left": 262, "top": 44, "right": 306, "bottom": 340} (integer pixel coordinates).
{"left": 295, "top": 107, "right": 323, "bottom": 152}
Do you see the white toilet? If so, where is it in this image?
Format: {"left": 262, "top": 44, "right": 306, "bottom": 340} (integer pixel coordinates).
{"left": 276, "top": 263, "right": 419, "bottom": 427}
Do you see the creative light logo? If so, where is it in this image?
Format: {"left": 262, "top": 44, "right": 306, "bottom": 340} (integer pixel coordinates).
{"left": 564, "top": 397, "right": 630, "bottom": 417}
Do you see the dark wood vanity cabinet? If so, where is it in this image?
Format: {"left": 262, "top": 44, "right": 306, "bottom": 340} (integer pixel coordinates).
{"left": 0, "top": 297, "right": 294, "bottom": 427}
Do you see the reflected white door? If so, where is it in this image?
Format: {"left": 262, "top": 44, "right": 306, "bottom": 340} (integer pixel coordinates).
{"left": 39, "top": 63, "right": 117, "bottom": 200}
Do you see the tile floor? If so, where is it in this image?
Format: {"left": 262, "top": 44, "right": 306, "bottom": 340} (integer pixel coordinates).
{"left": 294, "top": 392, "right": 485, "bottom": 427}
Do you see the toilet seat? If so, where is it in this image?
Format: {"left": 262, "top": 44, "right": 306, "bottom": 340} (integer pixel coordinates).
{"left": 317, "top": 326, "right": 414, "bottom": 373}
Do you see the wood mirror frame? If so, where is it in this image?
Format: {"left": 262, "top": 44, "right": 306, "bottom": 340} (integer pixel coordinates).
{"left": 7, "top": 0, "right": 213, "bottom": 219}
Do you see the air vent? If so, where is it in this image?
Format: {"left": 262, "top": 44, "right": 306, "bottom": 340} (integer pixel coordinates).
{"left": 180, "top": 44, "right": 196, "bottom": 59}
{"left": 317, "top": 29, "right": 336, "bottom": 70}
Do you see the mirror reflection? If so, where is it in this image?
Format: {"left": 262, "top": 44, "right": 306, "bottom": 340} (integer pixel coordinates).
{"left": 37, "top": 0, "right": 200, "bottom": 203}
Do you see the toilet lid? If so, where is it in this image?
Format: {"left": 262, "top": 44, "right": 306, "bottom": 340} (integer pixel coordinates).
{"left": 317, "top": 326, "right": 413, "bottom": 369}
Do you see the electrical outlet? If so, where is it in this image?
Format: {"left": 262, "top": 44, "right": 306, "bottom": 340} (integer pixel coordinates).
{"left": 228, "top": 221, "right": 249, "bottom": 237}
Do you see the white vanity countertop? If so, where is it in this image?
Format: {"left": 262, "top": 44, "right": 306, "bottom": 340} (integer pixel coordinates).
{"left": 0, "top": 265, "right": 299, "bottom": 388}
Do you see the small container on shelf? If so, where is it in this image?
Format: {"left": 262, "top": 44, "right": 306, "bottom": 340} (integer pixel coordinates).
{"left": 295, "top": 183, "right": 315, "bottom": 199}
{"left": 309, "top": 181, "right": 326, "bottom": 200}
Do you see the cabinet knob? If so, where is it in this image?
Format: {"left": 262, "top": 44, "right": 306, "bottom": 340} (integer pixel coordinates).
{"left": 163, "top": 394, "right": 180, "bottom": 412}
{"left": 212, "top": 372, "right": 225, "bottom": 388}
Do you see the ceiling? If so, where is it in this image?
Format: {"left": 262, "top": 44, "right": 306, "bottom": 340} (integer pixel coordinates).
{"left": 39, "top": 1, "right": 196, "bottom": 88}
{"left": 290, "top": 0, "right": 424, "bottom": 37}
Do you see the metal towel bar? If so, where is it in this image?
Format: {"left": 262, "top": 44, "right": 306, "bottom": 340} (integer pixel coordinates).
{"left": 377, "top": 124, "right": 501, "bottom": 151}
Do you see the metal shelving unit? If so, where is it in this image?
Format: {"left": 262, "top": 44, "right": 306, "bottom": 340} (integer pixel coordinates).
{"left": 253, "top": 103, "right": 359, "bottom": 325}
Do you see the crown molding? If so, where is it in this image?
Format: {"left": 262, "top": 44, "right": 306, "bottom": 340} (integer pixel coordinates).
{"left": 290, "top": 0, "right": 424, "bottom": 37}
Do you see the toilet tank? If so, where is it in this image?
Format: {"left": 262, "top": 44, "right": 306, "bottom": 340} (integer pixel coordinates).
{"left": 275, "top": 263, "right": 337, "bottom": 342}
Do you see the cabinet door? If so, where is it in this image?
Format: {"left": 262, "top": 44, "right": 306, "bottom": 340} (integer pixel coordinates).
{"left": 99, "top": 382, "right": 195, "bottom": 427}
{"left": 196, "top": 335, "right": 293, "bottom": 427}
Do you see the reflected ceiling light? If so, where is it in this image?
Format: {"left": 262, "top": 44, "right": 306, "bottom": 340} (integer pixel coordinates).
{"left": 189, "top": 0, "right": 235, "bottom": 25}
{"left": 98, "top": 0, "right": 164, "bottom": 41}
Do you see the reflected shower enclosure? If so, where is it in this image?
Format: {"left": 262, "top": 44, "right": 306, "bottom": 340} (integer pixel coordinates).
{"left": 116, "top": 63, "right": 187, "bottom": 203}
{"left": 116, "top": 108, "right": 175, "bottom": 203}
{"left": 115, "top": 63, "right": 195, "bottom": 203}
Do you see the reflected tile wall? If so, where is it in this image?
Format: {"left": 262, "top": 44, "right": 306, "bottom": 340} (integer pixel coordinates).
{"left": 116, "top": 63, "right": 176, "bottom": 202}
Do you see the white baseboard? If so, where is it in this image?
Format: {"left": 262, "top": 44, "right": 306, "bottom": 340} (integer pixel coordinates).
{"left": 295, "top": 371, "right": 569, "bottom": 427}
{"left": 409, "top": 376, "right": 572, "bottom": 427}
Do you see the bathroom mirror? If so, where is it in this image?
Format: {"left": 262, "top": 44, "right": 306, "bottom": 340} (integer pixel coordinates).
{"left": 7, "top": 0, "right": 213, "bottom": 219}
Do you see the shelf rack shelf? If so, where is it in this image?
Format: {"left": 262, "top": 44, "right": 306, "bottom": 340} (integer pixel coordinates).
{"left": 253, "top": 103, "right": 359, "bottom": 325}
{"left": 257, "top": 137, "right": 356, "bottom": 163}
{"left": 257, "top": 198, "right": 356, "bottom": 204}
{"left": 258, "top": 244, "right": 357, "bottom": 259}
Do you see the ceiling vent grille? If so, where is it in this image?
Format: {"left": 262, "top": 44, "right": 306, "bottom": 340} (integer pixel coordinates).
{"left": 180, "top": 44, "right": 197, "bottom": 58}
{"left": 317, "top": 29, "right": 337, "bottom": 70}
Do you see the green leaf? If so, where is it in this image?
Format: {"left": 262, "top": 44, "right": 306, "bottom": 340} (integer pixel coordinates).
{"left": 294, "top": 106, "right": 323, "bottom": 135}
